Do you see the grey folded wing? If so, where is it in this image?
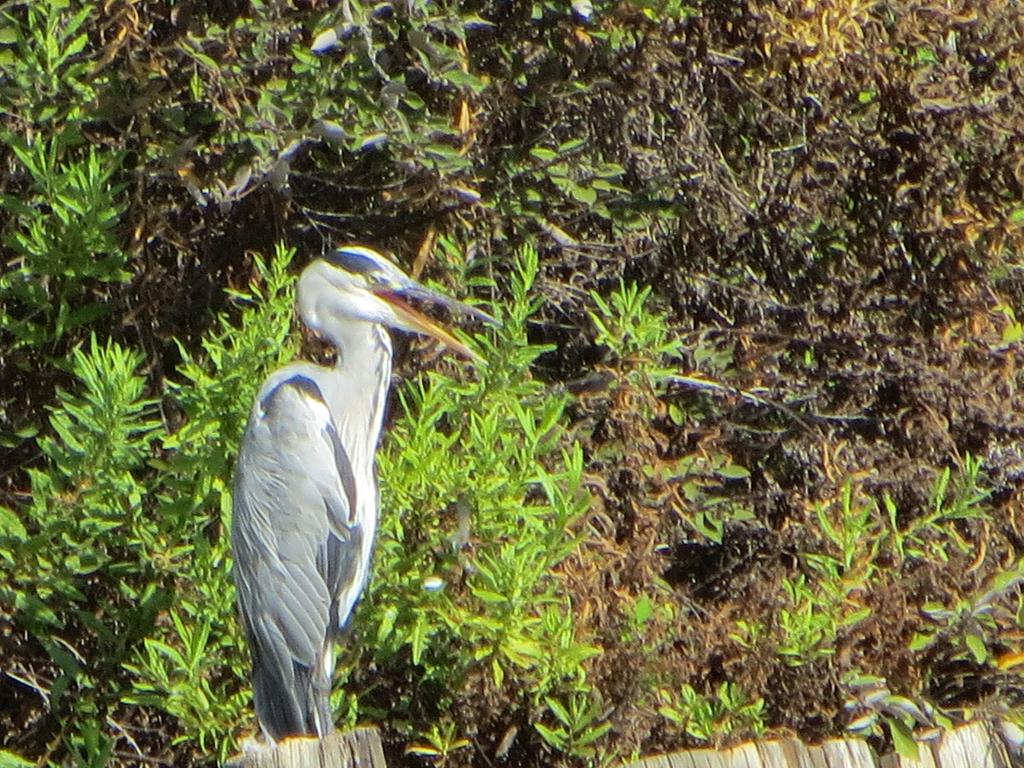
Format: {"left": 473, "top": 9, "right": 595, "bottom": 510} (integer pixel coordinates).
{"left": 230, "top": 373, "right": 360, "bottom": 740}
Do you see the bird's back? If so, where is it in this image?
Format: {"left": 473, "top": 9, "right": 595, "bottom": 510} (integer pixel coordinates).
{"left": 232, "top": 366, "right": 362, "bottom": 742}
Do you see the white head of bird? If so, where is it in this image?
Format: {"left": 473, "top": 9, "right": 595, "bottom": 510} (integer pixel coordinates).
{"left": 297, "top": 245, "right": 495, "bottom": 360}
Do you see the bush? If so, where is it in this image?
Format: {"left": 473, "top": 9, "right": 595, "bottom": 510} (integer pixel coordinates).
{"left": 2, "top": 0, "right": 1022, "bottom": 765}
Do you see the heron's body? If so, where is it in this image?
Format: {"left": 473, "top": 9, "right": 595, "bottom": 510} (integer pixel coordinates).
{"left": 230, "top": 249, "right": 489, "bottom": 744}
{"left": 232, "top": 335, "right": 387, "bottom": 739}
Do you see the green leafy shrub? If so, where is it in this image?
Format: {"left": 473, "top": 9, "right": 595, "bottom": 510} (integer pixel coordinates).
{"left": 657, "top": 682, "right": 766, "bottom": 743}
{"left": 125, "top": 245, "right": 299, "bottom": 761}
{"left": 0, "top": 1, "right": 95, "bottom": 126}
{"left": 0, "top": 0, "right": 127, "bottom": 350}
{"left": 359, "top": 245, "right": 598, "bottom": 731}
{"left": 1, "top": 334, "right": 160, "bottom": 759}
{"left": 0, "top": 136, "right": 128, "bottom": 347}
{"left": 2, "top": 0, "right": 1023, "bottom": 763}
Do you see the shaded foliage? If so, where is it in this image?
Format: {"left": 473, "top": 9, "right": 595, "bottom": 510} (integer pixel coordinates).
{"left": 1, "top": 0, "right": 1023, "bottom": 766}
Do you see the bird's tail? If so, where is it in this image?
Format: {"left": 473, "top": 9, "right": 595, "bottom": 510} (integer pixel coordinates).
{"left": 252, "top": 644, "right": 335, "bottom": 743}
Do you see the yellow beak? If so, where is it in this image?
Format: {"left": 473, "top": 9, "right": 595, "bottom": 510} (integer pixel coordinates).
{"left": 373, "top": 288, "right": 481, "bottom": 361}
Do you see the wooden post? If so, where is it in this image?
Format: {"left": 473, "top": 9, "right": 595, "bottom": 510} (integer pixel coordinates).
{"left": 621, "top": 721, "right": 1013, "bottom": 768}
{"left": 879, "top": 721, "right": 1012, "bottom": 768}
{"left": 224, "top": 727, "right": 386, "bottom": 768}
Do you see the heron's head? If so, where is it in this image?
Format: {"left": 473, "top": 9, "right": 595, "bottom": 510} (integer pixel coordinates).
{"left": 298, "top": 246, "right": 494, "bottom": 359}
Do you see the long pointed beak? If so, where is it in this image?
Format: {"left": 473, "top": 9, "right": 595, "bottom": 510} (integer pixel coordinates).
{"left": 374, "top": 288, "right": 482, "bottom": 360}
{"left": 398, "top": 285, "right": 500, "bottom": 327}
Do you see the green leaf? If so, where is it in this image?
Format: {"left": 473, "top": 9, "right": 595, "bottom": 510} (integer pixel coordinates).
{"left": 964, "top": 633, "right": 988, "bottom": 664}
{"left": 576, "top": 721, "right": 611, "bottom": 747}
{"left": 658, "top": 705, "right": 683, "bottom": 724}
{"left": 568, "top": 184, "right": 597, "bottom": 204}
{"left": 634, "top": 595, "right": 653, "bottom": 624}
{"left": 534, "top": 722, "right": 565, "bottom": 749}
{"left": 410, "top": 613, "right": 429, "bottom": 665}
{"left": 442, "top": 69, "right": 488, "bottom": 93}
{"left": 0, "top": 748, "right": 34, "bottom": 768}
{"left": 0, "top": 506, "right": 26, "bottom": 539}
{"left": 889, "top": 718, "right": 919, "bottom": 760}
{"left": 63, "top": 33, "right": 88, "bottom": 59}
{"left": 64, "top": 302, "right": 110, "bottom": 330}
{"left": 1002, "top": 323, "right": 1023, "bottom": 345}
{"left": 718, "top": 464, "right": 750, "bottom": 480}
{"left": 908, "top": 632, "right": 934, "bottom": 651}
{"left": 545, "top": 696, "right": 571, "bottom": 726}
{"left": 470, "top": 588, "right": 507, "bottom": 604}
{"left": 841, "top": 607, "right": 872, "bottom": 628}
{"left": 423, "top": 144, "right": 470, "bottom": 170}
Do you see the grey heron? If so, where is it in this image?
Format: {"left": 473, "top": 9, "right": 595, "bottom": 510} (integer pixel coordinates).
{"left": 230, "top": 246, "right": 491, "bottom": 743}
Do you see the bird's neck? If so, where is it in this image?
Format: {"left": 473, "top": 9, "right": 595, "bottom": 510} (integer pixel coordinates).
{"left": 323, "top": 321, "right": 394, "bottom": 486}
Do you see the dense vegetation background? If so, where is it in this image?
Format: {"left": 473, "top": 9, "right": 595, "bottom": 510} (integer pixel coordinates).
{"left": 1, "top": 0, "right": 1023, "bottom": 765}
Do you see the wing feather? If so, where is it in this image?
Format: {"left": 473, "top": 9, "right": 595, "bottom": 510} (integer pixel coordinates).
{"left": 231, "top": 373, "right": 360, "bottom": 741}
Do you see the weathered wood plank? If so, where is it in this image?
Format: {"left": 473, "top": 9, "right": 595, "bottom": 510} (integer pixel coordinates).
{"left": 932, "top": 722, "right": 1009, "bottom": 768}
{"left": 623, "top": 734, "right": 879, "bottom": 768}
{"left": 800, "top": 742, "right": 829, "bottom": 768}
{"left": 728, "top": 741, "right": 762, "bottom": 768}
{"left": 224, "top": 727, "right": 386, "bottom": 768}
{"left": 759, "top": 738, "right": 817, "bottom": 768}
{"left": 624, "top": 722, "right": 1011, "bottom": 768}
{"left": 878, "top": 722, "right": 1012, "bottom": 768}
{"left": 811, "top": 738, "right": 876, "bottom": 768}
